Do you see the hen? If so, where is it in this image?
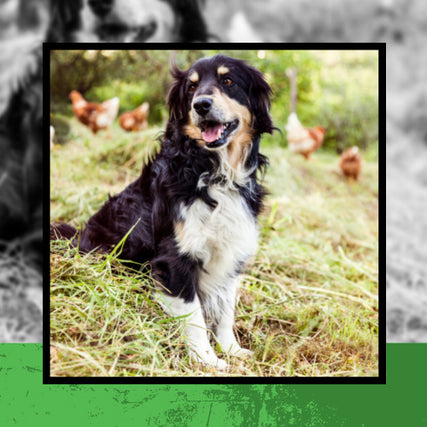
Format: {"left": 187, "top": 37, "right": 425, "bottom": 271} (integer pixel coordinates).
{"left": 286, "top": 112, "right": 325, "bottom": 160}
{"left": 119, "top": 102, "right": 150, "bottom": 132}
{"left": 50, "top": 125, "right": 55, "bottom": 149}
{"left": 69, "top": 90, "right": 119, "bottom": 136}
{"left": 340, "top": 146, "right": 362, "bottom": 180}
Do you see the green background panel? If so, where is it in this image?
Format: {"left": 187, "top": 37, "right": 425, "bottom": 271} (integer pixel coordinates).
{"left": 0, "top": 344, "right": 424, "bottom": 426}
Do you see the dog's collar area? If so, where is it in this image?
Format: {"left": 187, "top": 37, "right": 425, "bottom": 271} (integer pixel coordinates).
{"left": 200, "top": 119, "right": 239, "bottom": 148}
{"left": 210, "top": 174, "right": 227, "bottom": 185}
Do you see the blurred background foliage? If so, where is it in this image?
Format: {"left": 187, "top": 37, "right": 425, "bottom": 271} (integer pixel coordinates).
{"left": 50, "top": 49, "right": 378, "bottom": 156}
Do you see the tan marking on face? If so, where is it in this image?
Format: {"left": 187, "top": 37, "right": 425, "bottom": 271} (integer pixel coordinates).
{"left": 209, "top": 89, "right": 251, "bottom": 125}
{"left": 185, "top": 88, "right": 253, "bottom": 162}
{"left": 189, "top": 71, "right": 199, "bottom": 82}
{"left": 183, "top": 111, "right": 203, "bottom": 143}
{"left": 217, "top": 92, "right": 253, "bottom": 170}
{"left": 217, "top": 65, "right": 230, "bottom": 75}
{"left": 226, "top": 121, "right": 253, "bottom": 170}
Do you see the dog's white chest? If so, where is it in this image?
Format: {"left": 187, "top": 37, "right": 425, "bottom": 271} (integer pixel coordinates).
{"left": 175, "top": 184, "right": 258, "bottom": 284}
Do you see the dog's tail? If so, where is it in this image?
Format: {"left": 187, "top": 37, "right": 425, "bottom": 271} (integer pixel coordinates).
{"left": 50, "top": 222, "right": 78, "bottom": 243}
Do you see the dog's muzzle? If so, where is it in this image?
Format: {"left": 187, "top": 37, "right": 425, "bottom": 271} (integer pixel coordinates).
{"left": 192, "top": 97, "right": 239, "bottom": 149}
{"left": 89, "top": 0, "right": 158, "bottom": 42}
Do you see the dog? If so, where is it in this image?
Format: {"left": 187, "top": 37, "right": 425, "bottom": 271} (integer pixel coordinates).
{"left": 0, "top": 12, "right": 44, "bottom": 269}
{"left": 48, "top": 0, "right": 208, "bottom": 42}
{"left": 52, "top": 55, "right": 274, "bottom": 369}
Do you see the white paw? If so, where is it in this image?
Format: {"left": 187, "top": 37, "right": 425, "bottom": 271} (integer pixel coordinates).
{"left": 232, "top": 347, "right": 254, "bottom": 359}
{"left": 213, "top": 358, "right": 228, "bottom": 371}
{"left": 189, "top": 350, "right": 228, "bottom": 371}
{"left": 221, "top": 344, "right": 254, "bottom": 359}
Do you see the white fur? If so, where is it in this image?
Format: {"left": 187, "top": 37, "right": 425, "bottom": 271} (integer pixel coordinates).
{"left": 77, "top": 0, "right": 175, "bottom": 42}
{"left": 177, "top": 177, "right": 258, "bottom": 296}
{"left": 157, "top": 292, "right": 227, "bottom": 370}
{"left": 170, "top": 163, "right": 258, "bottom": 367}
{"left": 214, "top": 276, "right": 253, "bottom": 357}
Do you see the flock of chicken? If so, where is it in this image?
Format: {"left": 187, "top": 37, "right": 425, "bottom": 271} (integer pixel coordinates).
{"left": 54, "top": 90, "right": 361, "bottom": 181}
{"left": 50, "top": 91, "right": 150, "bottom": 148}
{"left": 285, "top": 111, "right": 362, "bottom": 181}
{"left": 70, "top": 90, "right": 150, "bottom": 134}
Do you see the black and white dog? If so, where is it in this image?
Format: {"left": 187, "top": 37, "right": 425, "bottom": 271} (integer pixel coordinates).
{"left": 0, "top": 6, "right": 45, "bottom": 268}
{"left": 48, "top": 0, "right": 209, "bottom": 42}
{"left": 52, "top": 55, "right": 274, "bottom": 369}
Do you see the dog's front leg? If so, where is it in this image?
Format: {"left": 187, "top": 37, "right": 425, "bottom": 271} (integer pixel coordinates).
{"left": 158, "top": 292, "right": 227, "bottom": 370}
{"left": 215, "top": 278, "right": 253, "bottom": 358}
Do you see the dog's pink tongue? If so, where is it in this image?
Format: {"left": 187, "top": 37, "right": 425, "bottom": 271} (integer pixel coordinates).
{"left": 202, "top": 124, "right": 223, "bottom": 143}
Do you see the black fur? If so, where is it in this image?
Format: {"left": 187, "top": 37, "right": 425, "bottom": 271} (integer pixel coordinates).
{"left": 52, "top": 55, "right": 274, "bottom": 303}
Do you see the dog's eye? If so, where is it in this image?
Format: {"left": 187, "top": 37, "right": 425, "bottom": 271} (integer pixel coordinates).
{"left": 188, "top": 83, "right": 197, "bottom": 93}
{"left": 222, "top": 77, "right": 232, "bottom": 86}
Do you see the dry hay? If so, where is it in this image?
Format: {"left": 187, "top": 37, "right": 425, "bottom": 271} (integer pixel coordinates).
{"left": 0, "top": 241, "right": 42, "bottom": 343}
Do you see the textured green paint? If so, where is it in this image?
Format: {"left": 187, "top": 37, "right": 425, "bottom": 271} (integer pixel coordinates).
{"left": 1, "top": 344, "right": 426, "bottom": 426}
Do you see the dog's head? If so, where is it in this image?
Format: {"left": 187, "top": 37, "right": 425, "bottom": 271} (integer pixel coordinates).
{"left": 49, "top": 0, "right": 208, "bottom": 42}
{"left": 167, "top": 55, "right": 273, "bottom": 154}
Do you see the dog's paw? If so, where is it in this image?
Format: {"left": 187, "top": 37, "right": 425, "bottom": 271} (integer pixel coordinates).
{"left": 219, "top": 342, "right": 253, "bottom": 359}
{"left": 227, "top": 346, "right": 253, "bottom": 359}
{"left": 189, "top": 350, "right": 228, "bottom": 371}
{"left": 212, "top": 358, "right": 228, "bottom": 371}
{"left": 233, "top": 347, "right": 254, "bottom": 359}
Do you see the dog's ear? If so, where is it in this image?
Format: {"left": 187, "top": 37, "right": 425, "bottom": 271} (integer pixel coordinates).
{"left": 247, "top": 67, "right": 274, "bottom": 135}
{"left": 167, "top": 64, "right": 188, "bottom": 124}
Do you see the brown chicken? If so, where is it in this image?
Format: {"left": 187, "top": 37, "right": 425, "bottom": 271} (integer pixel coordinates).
{"left": 69, "top": 90, "right": 119, "bottom": 136}
{"left": 286, "top": 113, "right": 325, "bottom": 160}
{"left": 119, "top": 102, "right": 150, "bottom": 132}
{"left": 340, "top": 146, "right": 362, "bottom": 180}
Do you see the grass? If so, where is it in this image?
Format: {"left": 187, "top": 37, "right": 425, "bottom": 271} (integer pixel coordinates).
{"left": 1, "top": 243, "right": 42, "bottom": 343}
{"left": 50, "top": 115, "right": 378, "bottom": 377}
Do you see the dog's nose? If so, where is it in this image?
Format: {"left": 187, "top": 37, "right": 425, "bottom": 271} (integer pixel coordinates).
{"left": 193, "top": 97, "right": 212, "bottom": 117}
{"left": 89, "top": 0, "right": 114, "bottom": 17}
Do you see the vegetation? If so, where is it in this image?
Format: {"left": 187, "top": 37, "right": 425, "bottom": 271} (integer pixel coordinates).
{"left": 51, "top": 49, "right": 378, "bottom": 154}
{"left": 50, "top": 49, "right": 378, "bottom": 377}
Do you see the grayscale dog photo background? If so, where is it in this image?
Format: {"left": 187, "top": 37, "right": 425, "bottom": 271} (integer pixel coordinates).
{"left": 0, "top": 0, "right": 47, "bottom": 342}
{"left": 0, "top": 0, "right": 425, "bottom": 343}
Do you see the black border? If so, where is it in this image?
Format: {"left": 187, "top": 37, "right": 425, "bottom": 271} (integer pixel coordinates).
{"left": 44, "top": 42, "right": 386, "bottom": 384}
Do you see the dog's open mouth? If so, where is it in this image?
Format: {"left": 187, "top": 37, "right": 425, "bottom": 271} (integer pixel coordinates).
{"left": 200, "top": 119, "right": 239, "bottom": 148}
